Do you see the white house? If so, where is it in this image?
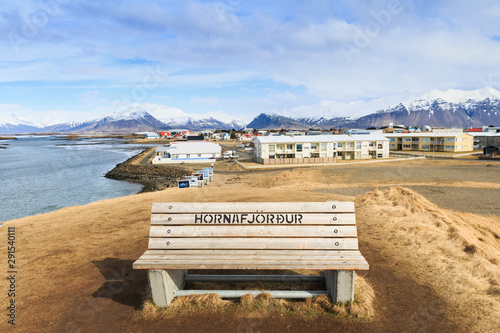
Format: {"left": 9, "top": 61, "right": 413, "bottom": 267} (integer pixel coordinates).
{"left": 252, "top": 134, "right": 389, "bottom": 164}
{"left": 144, "top": 132, "right": 160, "bottom": 139}
{"left": 152, "top": 141, "right": 222, "bottom": 164}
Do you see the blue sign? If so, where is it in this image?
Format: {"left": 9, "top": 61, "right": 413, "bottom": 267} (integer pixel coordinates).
{"left": 178, "top": 180, "right": 190, "bottom": 188}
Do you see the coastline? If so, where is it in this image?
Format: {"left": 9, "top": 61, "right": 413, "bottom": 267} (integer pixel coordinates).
{"left": 105, "top": 150, "right": 192, "bottom": 193}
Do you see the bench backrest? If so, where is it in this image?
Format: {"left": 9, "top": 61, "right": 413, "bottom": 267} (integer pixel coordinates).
{"left": 148, "top": 202, "right": 360, "bottom": 251}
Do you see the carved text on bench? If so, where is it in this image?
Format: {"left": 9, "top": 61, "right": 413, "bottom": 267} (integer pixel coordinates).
{"left": 194, "top": 214, "right": 303, "bottom": 224}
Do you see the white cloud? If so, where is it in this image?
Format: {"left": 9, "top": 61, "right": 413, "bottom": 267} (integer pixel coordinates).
{"left": 1, "top": 0, "right": 500, "bottom": 121}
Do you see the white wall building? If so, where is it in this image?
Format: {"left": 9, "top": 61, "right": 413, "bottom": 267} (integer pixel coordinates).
{"left": 153, "top": 141, "right": 222, "bottom": 164}
{"left": 252, "top": 134, "right": 389, "bottom": 164}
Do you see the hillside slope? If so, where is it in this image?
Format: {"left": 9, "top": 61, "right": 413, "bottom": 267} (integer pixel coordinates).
{"left": 0, "top": 168, "right": 498, "bottom": 332}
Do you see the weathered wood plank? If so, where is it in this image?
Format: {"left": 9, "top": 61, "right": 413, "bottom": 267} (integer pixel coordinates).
{"left": 152, "top": 202, "right": 354, "bottom": 214}
{"left": 151, "top": 213, "right": 357, "bottom": 225}
{"left": 137, "top": 253, "right": 368, "bottom": 262}
{"left": 184, "top": 275, "right": 326, "bottom": 282}
{"left": 175, "top": 290, "right": 327, "bottom": 298}
{"left": 148, "top": 237, "right": 359, "bottom": 250}
{"left": 133, "top": 260, "right": 369, "bottom": 270}
{"left": 149, "top": 225, "right": 358, "bottom": 238}
{"left": 141, "top": 249, "right": 365, "bottom": 256}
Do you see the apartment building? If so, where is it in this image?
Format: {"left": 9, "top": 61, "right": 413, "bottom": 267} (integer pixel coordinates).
{"left": 252, "top": 134, "right": 389, "bottom": 164}
{"left": 384, "top": 133, "right": 474, "bottom": 152}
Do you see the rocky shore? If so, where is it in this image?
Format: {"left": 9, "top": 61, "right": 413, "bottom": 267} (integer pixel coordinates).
{"left": 105, "top": 153, "right": 192, "bottom": 193}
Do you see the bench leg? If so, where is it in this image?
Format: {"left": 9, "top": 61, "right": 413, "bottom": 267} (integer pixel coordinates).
{"left": 324, "top": 270, "right": 355, "bottom": 303}
{"left": 147, "top": 269, "right": 186, "bottom": 307}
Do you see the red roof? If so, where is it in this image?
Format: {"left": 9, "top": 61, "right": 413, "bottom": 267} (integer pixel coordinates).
{"left": 466, "top": 128, "right": 482, "bottom": 132}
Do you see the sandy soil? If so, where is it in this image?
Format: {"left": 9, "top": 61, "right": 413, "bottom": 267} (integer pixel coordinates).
{"left": 0, "top": 158, "right": 499, "bottom": 332}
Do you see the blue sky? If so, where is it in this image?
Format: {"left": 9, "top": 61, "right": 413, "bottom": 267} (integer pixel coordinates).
{"left": 1, "top": 0, "right": 500, "bottom": 124}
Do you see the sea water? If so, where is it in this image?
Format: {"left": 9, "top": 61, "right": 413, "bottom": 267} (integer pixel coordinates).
{"left": 0, "top": 136, "right": 147, "bottom": 222}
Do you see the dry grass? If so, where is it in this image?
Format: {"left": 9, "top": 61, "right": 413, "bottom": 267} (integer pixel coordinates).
{"left": 356, "top": 186, "right": 500, "bottom": 332}
{"left": 139, "top": 274, "right": 375, "bottom": 320}
{"left": 0, "top": 159, "right": 498, "bottom": 332}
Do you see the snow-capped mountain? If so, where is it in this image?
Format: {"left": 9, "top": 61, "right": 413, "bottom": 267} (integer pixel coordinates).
{"left": 145, "top": 105, "right": 245, "bottom": 130}
{"left": 248, "top": 87, "right": 500, "bottom": 129}
{"left": 1, "top": 87, "right": 499, "bottom": 133}
{"left": 350, "top": 86, "right": 500, "bottom": 128}
{"left": 68, "top": 109, "right": 169, "bottom": 133}
{"left": 281, "top": 90, "right": 415, "bottom": 120}
{"left": 0, "top": 114, "right": 41, "bottom": 134}
{"left": 0, "top": 105, "right": 246, "bottom": 133}
{"left": 246, "top": 113, "right": 310, "bottom": 130}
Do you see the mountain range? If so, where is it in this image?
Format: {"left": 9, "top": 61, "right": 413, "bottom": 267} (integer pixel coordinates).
{"left": 247, "top": 87, "right": 500, "bottom": 129}
{"left": 1, "top": 87, "right": 500, "bottom": 134}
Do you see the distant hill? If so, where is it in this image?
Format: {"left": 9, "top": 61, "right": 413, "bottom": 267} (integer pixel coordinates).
{"left": 246, "top": 113, "right": 310, "bottom": 130}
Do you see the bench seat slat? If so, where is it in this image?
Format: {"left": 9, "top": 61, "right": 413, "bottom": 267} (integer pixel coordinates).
{"left": 133, "top": 260, "right": 369, "bottom": 270}
{"left": 140, "top": 249, "right": 366, "bottom": 256}
{"left": 149, "top": 225, "right": 358, "bottom": 237}
{"left": 151, "top": 213, "right": 356, "bottom": 225}
{"left": 152, "top": 202, "right": 354, "bottom": 214}
{"left": 148, "top": 237, "right": 359, "bottom": 250}
{"left": 136, "top": 253, "right": 368, "bottom": 261}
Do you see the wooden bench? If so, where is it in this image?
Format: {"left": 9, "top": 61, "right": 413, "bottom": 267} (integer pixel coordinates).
{"left": 133, "top": 202, "right": 369, "bottom": 307}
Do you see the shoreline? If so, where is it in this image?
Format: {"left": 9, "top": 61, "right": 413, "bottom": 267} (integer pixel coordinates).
{"left": 105, "top": 150, "right": 192, "bottom": 193}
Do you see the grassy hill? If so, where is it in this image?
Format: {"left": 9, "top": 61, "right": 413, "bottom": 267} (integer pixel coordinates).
{"left": 1, "top": 159, "right": 499, "bottom": 332}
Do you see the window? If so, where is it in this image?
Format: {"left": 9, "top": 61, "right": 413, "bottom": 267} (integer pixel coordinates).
{"left": 389, "top": 144, "right": 395, "bottom": 148}
{"left": 388, "top": 138, "right": 395, "bottom": 142}
{"left": 269, "top": 145, "right": 275, "bottom": 153}
{"left": 311, "top": 143, "right": 317, "bottom": 149}
{"left": 296, "top": 144, "right": 303, "bottom": 152}
{"left": 172, "top": 154, "right": 179, "bottom": 158}
{"left": 422, "top": 138, "right": 430, "bottom": 142}
{"left": 445, "top": 145, "right": 453, "bottom": 150}
{"left": 457, "top": 145, "right": 463, "bottom": 149}
{"left": 186, "top": 154, "right": 190, "bottom": 158}
{"left": 446, "top": 138, "right": 454, "bottom": 142}
{"left": 277, "top": 144, "right": 284, "bottom": 150}
{"left": 403, "top": 138, "right": 411, "bottom": 142}
{"left": 212, "top": 154, "right": 216, "bottom": 157}
{"left": 355, "top": 142, "right": 361, "bottom": 150}
{"left": 422, "top": 145, "right": 429, "bottom": 149}
{"left": 286, "top": 144, "right": 293, "bottom": 150}
{"left": 198, "top": 154, "right": 201, "bottom": 157}
{"left": 403, "top": 144, "right": 411, "bottom": 148}
{"left": 457, "top": 138, "right": 463, "bottom": 142}
{"left": 338, "top": 142, "right": 343, "bottom": 148}
{"left": 377, "top": 153, "right": 383, "bottom": 158}
{"left": 377, "top": 143, "right": 383, "bottom": 149}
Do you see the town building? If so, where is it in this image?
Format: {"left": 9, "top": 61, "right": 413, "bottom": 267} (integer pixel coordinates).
{"left": 482, "top": 126, "right": 500, "bottom": 133}
{"left": 469, "top": 132, "right": 500, "bottom": 148}
{"left": 252, "top": 134, "right": 389, "bottom": 164}
{"left": 144, "top": 132, "right": 160, "bottom": 139}
{"left": 152, "top": 141, "right": 222, "bottom": 164}
{"left": 384, "top": 133, "right": 474, "bottom": 152}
